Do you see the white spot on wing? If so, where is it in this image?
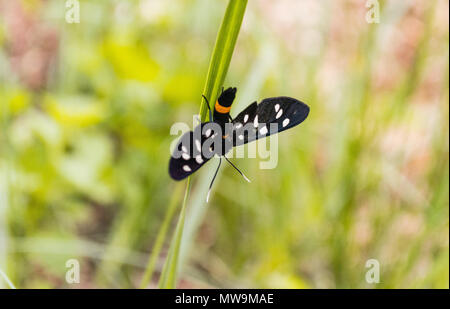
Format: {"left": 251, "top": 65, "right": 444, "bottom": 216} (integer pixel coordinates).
{"left": 182, "top": 146, "right": 187, "bottom": 153}
{"left": 182, "top": 153, "right": 190, "bottom": 160}
{"left": 195, "top": 140, "right": 201, "bottom": 152}
{"left": 276, "top": 109, "right": 283, "bottom": 119}
{"left": 183, "top": 165, "right": 191, "bottom": 172}
{"left": 253, "top": 115, "right": 258, "bottom": 128}
{"left": 275, "top": 104, "right": 280, "bottom": 113}
{"left": 259, "top": 125, "right": 268, "bottom": 135}
{"left": 238, "top": 135, "right": 244, "bottom": 140}
{"left": 195, "top": 155, "right": 203, "bottom": 164}
{"left": 205, "top": 128, "right": 212, "bottom": 137}
{"left": 282, "top": 118, "right": 290, "bottom": 127}
{"left": 235, "top": 123, "right": 242, "bottom": 129}
{"left": 243, "top": 114, "right": 249, "bottom": 123}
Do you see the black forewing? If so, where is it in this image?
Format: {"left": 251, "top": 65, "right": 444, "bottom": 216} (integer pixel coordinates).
{"left": 232, "top": 97, "right": 309, "bottom": 146}
{"left": 230, "top": 102, "right": 258, "bottom": 145}
{"left": 169, "top": 122, "right": 221, "bottom": 180}
{"left": 232, "top": 101, "right": 258, "bottom": 127}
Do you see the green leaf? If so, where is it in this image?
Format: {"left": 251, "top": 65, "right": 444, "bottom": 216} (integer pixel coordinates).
{"left": 0, "top": 267, "right": 16, "bottom": 289}
{"left": 157, "top": 178, "right": 190, "bottom": 289}
{"left": 156, "top": 0, "right": 247, "bottom": 289}
{"left": 199, "top": 0, "right": 248, "bottom": 122}
{"left": 139, "top": 183, "right": 183, "bottom": 288}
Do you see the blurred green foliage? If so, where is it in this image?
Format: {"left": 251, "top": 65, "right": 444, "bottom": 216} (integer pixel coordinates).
{"left": 0, "top": 0, "right": 448, "bottom": 288}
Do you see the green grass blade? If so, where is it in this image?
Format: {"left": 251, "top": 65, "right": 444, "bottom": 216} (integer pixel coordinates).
{"left": 158, "top": 178, "right": 190, "bottom": 289}
{"left": 157, "top": 0, "right": 247, "bottom": 289}
{"left": 0, "top": 267, "right": 16, "bottom": 289}
{"left": 199, "top": 0, "right": 248, "bottom": 122}
{"left": 139, "top": 183, "right": 183, "bottom": 288}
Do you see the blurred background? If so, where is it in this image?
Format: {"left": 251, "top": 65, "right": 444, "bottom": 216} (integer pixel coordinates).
{"left": 0, "top": 0, "right": 448, "bottom": 288}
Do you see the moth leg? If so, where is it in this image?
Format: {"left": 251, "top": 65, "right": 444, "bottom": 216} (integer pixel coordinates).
{"left": 206, "top": 156, "right": 222, "bottom": 203}
{"left": 224, "top": 156, "right": 251, "bottom": 183}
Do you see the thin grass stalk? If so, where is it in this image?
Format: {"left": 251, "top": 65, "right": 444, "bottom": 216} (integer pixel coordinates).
{"left": 157, "top": 0, "right": 247, "bottom": 289}
{"left": 157, "top": 178, "right": 190, "bottom": 288}
{"left": 139, "top": 183, "right": 183, "bottom": 288}
{"left": 0, "top": 267, "right": 16, "bottom": 289}
{"left": 199, "top": 0, "right": 248, "bottom": 122}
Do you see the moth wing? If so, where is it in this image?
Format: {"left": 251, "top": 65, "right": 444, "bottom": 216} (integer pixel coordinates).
{"left": 232, "top": 97, "right": 309, "bottom": 146}
{"left": 169, "top": 122, "right": 221, "bottom": 180}
{"left": 231, "top": 102, "right": 258, "bottom": 146}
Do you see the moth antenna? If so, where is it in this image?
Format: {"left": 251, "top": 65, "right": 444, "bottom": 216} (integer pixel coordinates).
{"left": 202, "top": 95, "right": 213, "bottom": 122}
{"left": 224, "top": 156, "right": 251, "bottom": 183}
{"left": 206, "top": 157, "right": 222, "bottom": 203}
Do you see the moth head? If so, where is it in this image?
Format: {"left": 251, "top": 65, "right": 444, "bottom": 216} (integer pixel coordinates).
{"left": 218, "top": 87, "right": 237, "bottom": 107}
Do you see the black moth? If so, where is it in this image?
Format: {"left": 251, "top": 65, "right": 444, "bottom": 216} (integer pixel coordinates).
{"left": 169, "top": 87, "right": 309, "bottom": 201}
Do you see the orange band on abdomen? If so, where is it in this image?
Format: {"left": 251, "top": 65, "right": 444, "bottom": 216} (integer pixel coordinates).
{"left": 215, "top": 101, "right": 231, "bottom": 114}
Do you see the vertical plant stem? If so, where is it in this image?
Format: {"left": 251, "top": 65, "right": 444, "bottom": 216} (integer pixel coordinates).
{"left": 199, "top": 0, "right": 248, "bottom": 122}
{"left": 157, "top": 178, "right": 190, "bottom": 288}
{"left": 0, "top": 268, "right": 16, "bottom": 289}
{"left": 139, "top": 183, "right": 183, "bottom": 288}
{"left": 157, "top": 0, "right": 247, "bottom": 289}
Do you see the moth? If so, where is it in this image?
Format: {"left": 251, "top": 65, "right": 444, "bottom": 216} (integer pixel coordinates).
{"left": 169, "top": 87, "right": 309, "bottom": 201}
